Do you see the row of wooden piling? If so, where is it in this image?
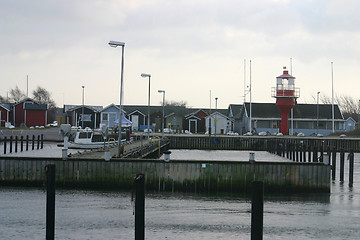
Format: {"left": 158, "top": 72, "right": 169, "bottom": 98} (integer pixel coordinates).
{"left": 169, "top": 135, "right": 360, "bottom": 153}
{"left": 1, "top": 135, "right": 44, "bottom": 154}
{"left": 267, "top": 139, "right": 355, "bottom": 187}
{"left": 44, "top": 164, "right": 263, "bottom": 240}
{"left": 44, "top": 164, "right": 146, "bottom": 240}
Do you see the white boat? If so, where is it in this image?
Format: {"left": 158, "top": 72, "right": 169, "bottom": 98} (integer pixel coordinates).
{"left": 68, "top": 128, "right": 117, "bottom": 149}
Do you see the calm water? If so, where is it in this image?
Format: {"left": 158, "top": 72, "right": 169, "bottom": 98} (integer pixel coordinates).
{"left": 0, "top": 150, "right": 359, "bottom": 239}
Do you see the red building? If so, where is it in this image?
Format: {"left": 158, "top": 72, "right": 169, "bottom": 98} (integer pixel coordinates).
{"left": 0, "top": 103, "right": 11, "bottom": 127}
{"left": 14, "top": 98, "right": 48, "bottom": 127}
{"left": 184, "top": 109, "right": 209, "bottom": 133}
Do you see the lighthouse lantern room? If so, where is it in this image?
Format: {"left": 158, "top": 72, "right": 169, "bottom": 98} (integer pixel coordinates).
{"left": 271, "top": 67, "right": 300, "bottom": 135}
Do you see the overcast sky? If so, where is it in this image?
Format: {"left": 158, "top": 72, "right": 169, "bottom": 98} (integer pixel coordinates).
{"left": 1, "top": 0, "right": 359, "bottom": 109}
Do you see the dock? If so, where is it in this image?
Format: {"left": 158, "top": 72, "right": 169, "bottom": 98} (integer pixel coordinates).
{"left": 70, "top": 137, "right": 170, "bottom": 159}
{"left": 1, "top": 134, "right": 356, "bottom": 194}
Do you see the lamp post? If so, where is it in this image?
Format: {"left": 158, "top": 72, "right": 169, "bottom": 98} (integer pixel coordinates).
{"left": 215, "top": 97, "right": 218, "bottom": 136}
{"left": 109, "top": 40, "right": 125, "bottom": 157}
{"left": 158, "top": 90, "right": 165, "bottom": 139}
{"left": 81, "top": 86, "right": 85, "bottom": 129}
{"left": 317, "top": 91, "right": 320, "bottom": 135}
{"left": 141, "top": 73, "right": 151, "bottom": 144}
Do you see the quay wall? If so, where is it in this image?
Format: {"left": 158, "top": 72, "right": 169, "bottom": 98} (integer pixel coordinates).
{"left": 0, "top": 157, "right": 330, "bottom": 193}
{"left": 168, "top": 135, "right": 360, "bottom": 152}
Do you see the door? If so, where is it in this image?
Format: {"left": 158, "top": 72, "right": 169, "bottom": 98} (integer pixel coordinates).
{"left": 109, "top": 113, "right": 116, "bottom": 128}
{"left": 189, "top": 119, "right": 197, "bottom": 133}
{"left": 132, "top": 115, "right": 139, "bottom": 131}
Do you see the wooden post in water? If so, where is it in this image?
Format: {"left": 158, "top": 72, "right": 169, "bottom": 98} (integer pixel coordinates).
{"left": 303, "top": 146, "right": 306, "bottom": 162}
{"left": 295, "top": 143, "right": 299, "bottom": 162}
{"left": 313, "top": 146, "right": 318, "bottom": 163}
{"left": 32, "top": 135, "right": 35, "bottom": 150}
{"left": 340, "top": 149, "right": 345, "bottom": 182}
{"left": 251, "top": 181, "right": 264, "bottom": 240}
{"left": 37, "top": 135, "right": 40, "bottom": 149}
{"left": 135, "top": 173, "right": 145, "bottom": 240}
{"left": 41, "top": 134, "right": 44, "bottom": 149}
{"left": 331, "top": 148, "right": 337, "bottom": 180}
{"left": 308, "top": 145, "right": 311, "bottom": 163}
{"left": 15, "top": 136, "right": 18, "bottom": 152}
{"left": 4, "top": 136, "right": 7, "bottom": 154}
{"left": 286, "top": 142, "right": 289, "bottom": 159}
{"left": 293, "top": 142, "right": 296, "bottom": 162}
{"left": 348, "top": 150, "right": 354, "bottom": 187}
{"left": 45, "top": 164, "right": 56, "bottom": 240}
{"left": 319, "top": 143, "right": 324, "bottom": 163}
{"left": 9, "top": 136, "right": 13, "bottom": 153}
{"left": 20, "top": 136, "right": 23, "bottom": 152}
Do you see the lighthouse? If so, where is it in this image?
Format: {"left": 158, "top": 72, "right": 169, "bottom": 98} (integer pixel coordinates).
{"left": 272, "top": 67, "right": 299, "bottom": 135}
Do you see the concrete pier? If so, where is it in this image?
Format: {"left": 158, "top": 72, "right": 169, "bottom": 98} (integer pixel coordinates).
{"left": 0, "top": 157, "right": 330, "bottom": 193}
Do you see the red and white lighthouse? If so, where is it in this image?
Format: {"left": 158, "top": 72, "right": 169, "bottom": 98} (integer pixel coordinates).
{"left": 272, "top": 67, "right": 299, "bottom": 135}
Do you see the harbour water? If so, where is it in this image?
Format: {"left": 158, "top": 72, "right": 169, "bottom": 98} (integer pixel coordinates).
{"left": 0, "top": 150, "right": 359, "bottom": 239}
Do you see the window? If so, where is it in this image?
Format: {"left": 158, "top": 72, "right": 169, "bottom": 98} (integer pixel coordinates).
{"left": 102, "top": 113, "right": 108, "bottom": 121}
{"left": 81, "top": 114, "right": 91, "bottom": 122}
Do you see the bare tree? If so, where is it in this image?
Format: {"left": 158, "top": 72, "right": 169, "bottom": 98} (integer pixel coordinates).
{"left": 9, "top": 86, "right": 26, "bottom": 102}
{"left": 32, "top": 86, "right": 57, "bottom": 109}
{"left": 336, "top": 94, "right": 359, "bottom": 115}
{"left": 313, "top": 93, "right": 359, "bottom": 119}
{"left": 164, "top": 100, "right": 188, "bottom": 107}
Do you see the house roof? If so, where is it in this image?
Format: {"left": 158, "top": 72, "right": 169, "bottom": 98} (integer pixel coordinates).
{"left": 65, "top": 105, "right": 103, "bottom": 112}
{"left": 0, "top": 103, "right": 12, "bottom": 111}
{"left": 228, "top": 104, "right": 243, "bottom": 119}
{"left": 243, "top": 102, "right": 344, "bottom": 120}
{"left": 14, "top": 97, "right": 37, "bottom": 106}
{"left": 205, "top": 111, "right": 231, "bottom": 120}
{"left": 24, "top": 102, "right": 47, "bottom": 110}
{"left": 122, "top": 105, "right": 190, "bottom": 117}
{"left": 101, "top": 103, "right": 120, "bottom": 112}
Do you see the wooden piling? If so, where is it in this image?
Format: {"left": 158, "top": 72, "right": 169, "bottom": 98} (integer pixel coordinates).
{"left": 135, "top": 173, "right": 145, "bottom": 240}
{"left": 340, "top": 149, "right": 345, "bottom": 182}
{"left": 286, "top": 142, "right": 289, "bottom": 159}
{"left": 15, "top": 136, "right": 18, "bottom": 153}
{"left": 251, "top": 181, "right": 264, "bottom": 240}
{"left": 32, "top": 135, "right": 35, "bottom": 150}
{"left": 331, "top": 149, "right": 336, "bottom": 181}
{"left": 45, "top": 164, "right": 56, "bottom": 240}
{"left": 37, "top": 135, "right": 40, "bottom": 149}
{"left": 4, "top": 136, "right": 7, "bottom": 154}
{"left": 9, "top": 136, "right": 13, "bottom": 153}
{"left": 313, "top": 146, "right": 318, "bottom": 163}
{"left": 319, "top": 145, "right": 324, "bottom": 163}
{"left": 348, "top": 150, "right": 354, "bottom": 187}
{"left": 21, "top": 136, "right": 24, "bottom": 152}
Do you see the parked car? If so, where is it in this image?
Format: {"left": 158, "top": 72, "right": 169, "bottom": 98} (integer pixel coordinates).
{"left": 163, "top": 128, "right": 174, "bottom": 134}
{"left": 144, "top": 128, "right": 152, "bottom": 133}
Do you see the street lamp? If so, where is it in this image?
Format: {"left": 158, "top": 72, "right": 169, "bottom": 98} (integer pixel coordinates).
{"left": 141, "top": 73, "right": 151, "bottom": 144}
{"left": 317, "top": 91, "right": 320, "bottom": 135}
{"left": 81, "top": 86, "right": 85, "bottom": 129}
{"left": 109, "top": 40, "right": 125, "bottom": 157}
{"left": 158, "top": 90, "right": 165, "bottom": 139}
{"left": 215, "top": 97, "right": 218, "bottom": 136}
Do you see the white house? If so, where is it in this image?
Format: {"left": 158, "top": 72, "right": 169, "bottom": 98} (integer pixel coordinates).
{"left": 205, "top": 112, "right": 233, "bottom": 135}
